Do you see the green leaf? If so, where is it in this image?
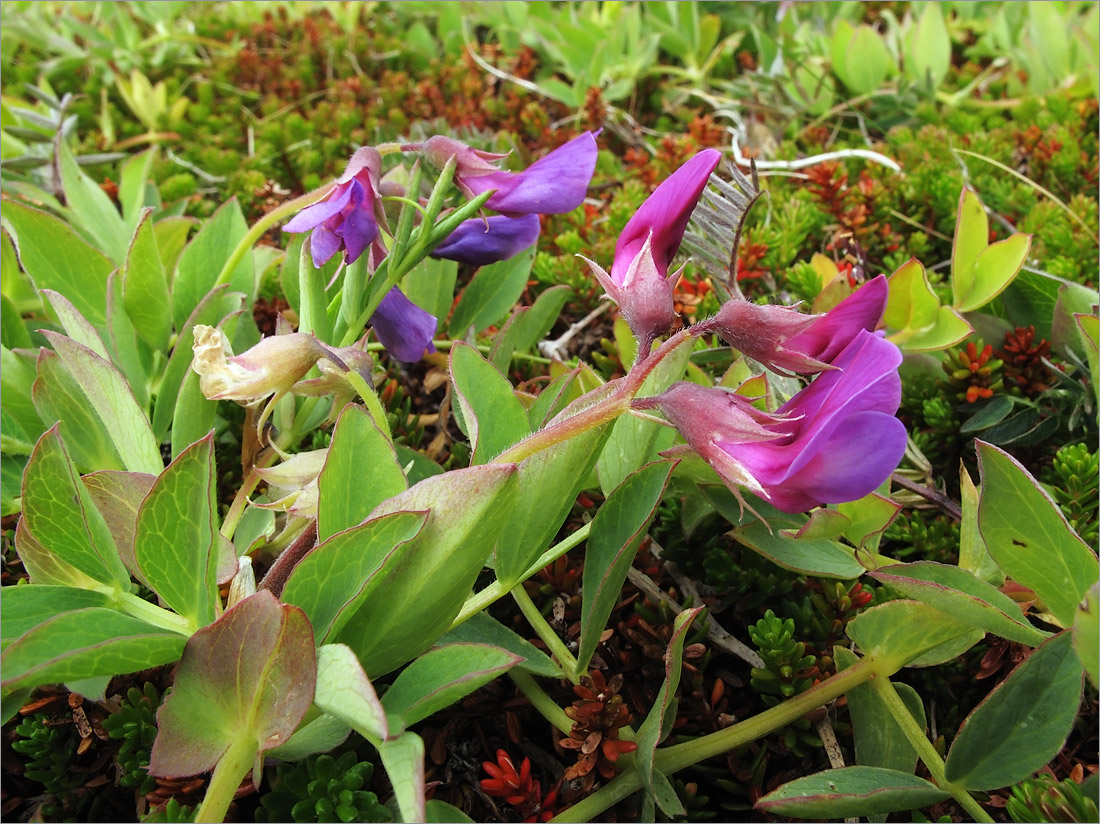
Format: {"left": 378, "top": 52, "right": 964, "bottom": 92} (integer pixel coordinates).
{"left": 401, "top": 256, "right": 457, "bottom": 330}
{"left": 133, "top": 434, "right": 220, "bottom": 630}
{"left": 944, "top": 631, "right": 1083, "bottom": 791}
{"left": 512, "top": 284, "right": 571, "bottom": 353}
{"left": 439, "top": 611, "right": 562, "bottom": 678}
{"left": 32, "top": 348, "right": 121, "bottom": 472}
{"left": 905, "top": 2, "right": 950, "bottom": 89}
{"left": 885, "top": 259, "right": 972, "bottom": 352}
{"left": 635, "top": 607, "right": 702, "bottom": 817}
{"left": 839, "top": 25, "right": 893, "bottom": 95}
{"left": 870, "top": 562, "right": 1051, "bottom": 646}
{"left": 3, "top": 346, "right": 44, "bottom": 444}
{"left": 379, "top": 732, "right": 426, "bottom": 824}
{"left": 118, "top": 147, "right": 158, "bottom": 228}
{"left": 314, "top": 643, "right": 389, "bottom": 743}
{"left": 837, "top": 492, "right": 900, "bottom": 553}
{"left": 21, "top": 426, "right": 129, "bottom": 588}
{"left": 382, "top": 644, "right": 520, "bottom": 731}
{"left": 597, "top": 333, "right": 693, "bottom": 494}
{"left": 732, "top": 515, "right": 867, "bottom": 579}
{"left": 332, "top": 465, "right": 518, "bottom": 676}
{"left": 1, "top": 200, "right": 114, "bottom": 328}
{"left": 847, "top": 600, "right": 984, "bottom": 671}
{"left": 41, "top": 331, "right": 162, "bottom": 475}
{"left": 57, "top": 140, "right": 129, "bottom": 264}
{"left": 449, "top": 343, "right": 530, "bottom": 464}
{"left": 527, "top": 369, "right": 582, "bottom": 429}
{"left": 123, "top": 209, "right": 172, "bottom": 350}
{"left": 153, "top": 216, "right": 194, "bottom": 275}
{"left": 976, "top": 441, "right": 1098, "bottom": 629}
{"left": 0, "top": 585, "right": 112, "bottom": 651}
{"left": 14, "top": 516, "right": 100, "bottom": 589}
{"left": 955, "top": 234, "right": 1031, "bottom": 313}
{"left": 170, "top": 369, "right": 216, "bottom": 461}
{"left": 82, "top": 470, "right": 155, "bottom": 583}
{"left": 317, "top": 404, "right": 407, "bottom": 542}
{"left": 0, "top": 608, "right": 186, "bottom": 694}
{"left": 266, "top": 712, "right": 350, "bottom": 763}
{"left": 952, "top": 187, "right": 988, "bottom": 291}
{"left": 495, "top": 419, "right": 612, "bottom": 588}
{"left": 104, "top": 270, "right": 151, "bottom": 410}
{"left": 578, "top": 461, "right": 674, "bottom": 672}
{"left": 172, "top": 197, "right": 253, "bottom": 330}
{"left": 449, "top": 246, "right": 535, "bottom": 337}
{"left": 835, "top": 647, "right": 924, "bottom": 774}
{"left": 1073, "top": 583, "right": 1099, "bottom": 687}
{"left": 426, "top": 800, "right": 475, "bottom": 823}
{"left": 40, "top": 289, "right": 111, "bottom": 360}
{"left": 959, "top": 395, "right": 1014, "bottom": 434}
{"left": 958, "top": 465, "right": 1003, "bottom": 585}
{"left": 149, "top": 591, "right": 315, "bottom": 778}
{"left": 1, "top": 295, "right": 30, "bottom": 350}
{"left": 756, "top": 767, "right": 950, "bottom": 818}
{"left": 282, "top": 510, "right": 428, "bottom": 642}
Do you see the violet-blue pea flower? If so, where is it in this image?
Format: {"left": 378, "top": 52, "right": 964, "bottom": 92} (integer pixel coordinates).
{"left": 582, "top": 149, "right": 722, "bottom": 353}
{"left": 371, "top": 287, "right": 438, "bottom": 363}
{"left": 283, "top": 147, "right": 384, "bottom": 268}
{"left": 430, "top": 214, "right": 541, "bottom": 267}
{"left": 699, "top": 275, "right": 890, "bottom": 375}
{"left": 429, "top": 131, "right": 599, "bottom": 217}
{"left": 653, "top": 329, "right": 906, "bottom": 513}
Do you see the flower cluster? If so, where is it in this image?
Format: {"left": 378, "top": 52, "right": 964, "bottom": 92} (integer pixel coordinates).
{"left": 283, "top": 132, "right": 598, "bottom": 362}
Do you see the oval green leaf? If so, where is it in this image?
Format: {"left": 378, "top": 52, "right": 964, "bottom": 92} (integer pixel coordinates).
{"left": 847, "top": 600, "right": 983, "bottom": 671}
{"left": 870, "top": 561, "right": 1051, "bottom": 647}
{"left": 944, "top": 631, "right": 1083, "bottom": 791}
{"left": 977, "top": 441, "right": 1098, "bottom": 629}
{"left": 381, "top": 644, "right": 520, "bottom": 730}
{"left": 757, "top": 766, "right": 950, "bottom": 818}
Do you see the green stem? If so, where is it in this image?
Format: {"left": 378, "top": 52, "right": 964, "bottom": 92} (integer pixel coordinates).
{"left": 513, "top": 585, "right": 581, "bottom": 684}
{"left": 510, "top": 670, "right": 574, "bottom": 735}
{"left": 343, "top": 369, "right": 392, "bottom": 442}
{"left": 870, "top": 676, "right": 994, "bottom": 823}
{"left": 109, "top": 589, "right": 195, "bottom": 636}
{"left": 553, "top": 657, "right": 882, "bottom": 823}
{"left": 212, "top": 183, "right": 336, "bottom": 290}
{"left": 450, "top": 522, "right": 593, "bottom": 630}
{"left": 194, "top": 735, "right": 255, "bottom": 823}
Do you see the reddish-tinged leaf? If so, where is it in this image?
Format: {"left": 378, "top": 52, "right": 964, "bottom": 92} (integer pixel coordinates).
{"left": 149, "top": 591, "right": 315, "bottom": 779}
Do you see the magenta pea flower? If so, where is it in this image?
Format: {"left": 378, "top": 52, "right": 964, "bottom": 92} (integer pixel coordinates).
{"left": 652, "top": 329, "right": 906, "bottom": 513}
{"left": 283, "top": 147, "right": 385, "bottom": 268}
{"left": 423, "top": 132, "right": 599, "bottom": 216}
{"left": 699, "top": 275, "right": 889, "bottom": 374}
{"left": 583, "top": 149, "right": 722, "bottom": 353}
{"left": 431, "top": 214, "right": 541, "bottom": 266}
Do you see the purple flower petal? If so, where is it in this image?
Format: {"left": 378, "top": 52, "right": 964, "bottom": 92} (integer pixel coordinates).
{"left": 611, "top": 149, "right": 722, "bottom": 283}
{"left": 371, "top": 288, "right": 438, "bottom": 362}
{"left": 284, "top": 182, "right": 354, "bottom": 233}
{"left": 309, "top": 225, "right": 343, "bottom": 268}
{"left": 431, "top": 214, "right": 541, "bottom": 266}
{"left": 337, "top": 205, "right": 379, "bottom": 265}
{"left": 783, "top": 411, "right": 907, "bottom": 506}
{"left": 465, "top": 132, "right": 598, "bottom": 216}
{"left": 785, "top": 276, "right": 888, "bottom": 363}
